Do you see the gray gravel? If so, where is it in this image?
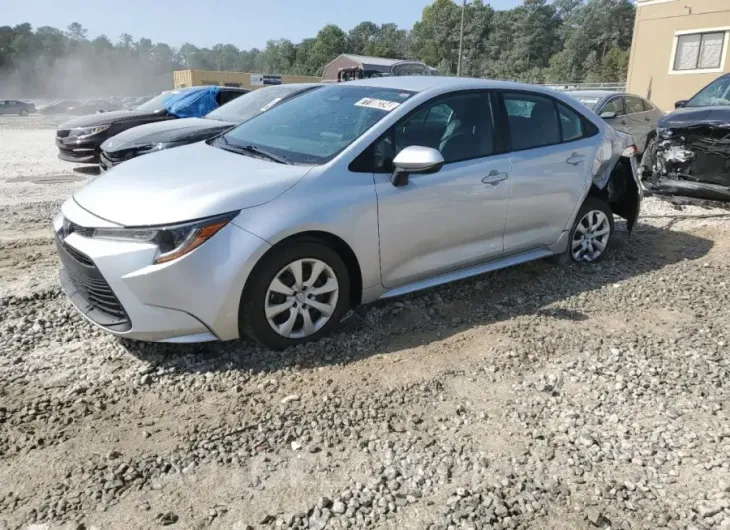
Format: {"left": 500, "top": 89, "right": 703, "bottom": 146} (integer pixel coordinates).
{"left": 1, "top": 122, "right": 729, "bottom": 529}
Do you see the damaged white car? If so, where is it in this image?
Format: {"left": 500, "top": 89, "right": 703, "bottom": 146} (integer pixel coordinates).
{"left": 54, "top": 78, "right": 641, "bottom": 349}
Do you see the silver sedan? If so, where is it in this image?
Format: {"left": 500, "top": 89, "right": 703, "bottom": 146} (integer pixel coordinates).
{"left": 569, "top": 90, "right": 664, "bottom": 153}
{"left": 54, "top": 77, "right": 641, "bottom": 349}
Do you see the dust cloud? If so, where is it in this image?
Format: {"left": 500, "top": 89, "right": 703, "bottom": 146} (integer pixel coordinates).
{"left": 0, "top": 55, "right": 172, "bottom": 100}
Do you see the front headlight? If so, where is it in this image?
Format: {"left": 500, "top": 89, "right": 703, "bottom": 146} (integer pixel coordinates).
{"left": 91, "top": 212, "right": 238, "bottom": 264}
{"left": 141, "top": 141, "right": 189, "bottom": 154}
{"left": 71, "top": 124, "right": 111, "bottom": 138}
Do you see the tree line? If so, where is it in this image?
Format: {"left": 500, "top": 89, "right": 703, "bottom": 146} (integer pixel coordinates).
{"left": 0, "top": 0, "right": 635, "bottom": 98}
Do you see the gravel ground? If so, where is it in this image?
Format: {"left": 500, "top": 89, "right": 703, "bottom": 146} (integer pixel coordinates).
{"left": 1, "top": 115, "right": 729, "bottom": 530}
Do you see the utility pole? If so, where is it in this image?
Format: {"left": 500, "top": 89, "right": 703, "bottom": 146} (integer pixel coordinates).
{"left": 457, "top": 0, "right": 466, "bottom": 77}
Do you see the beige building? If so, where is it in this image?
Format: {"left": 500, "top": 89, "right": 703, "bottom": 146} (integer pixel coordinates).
{"left": 626, "top": 0, "right": 730, "bottom": 111}
{"left": 173, "top": 70, "right": 320, "bottom": 90}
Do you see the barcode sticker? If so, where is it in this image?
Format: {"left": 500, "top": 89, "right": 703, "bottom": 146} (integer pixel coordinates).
{"left": 354, "top": 98, "right": 401, "bottom": 112}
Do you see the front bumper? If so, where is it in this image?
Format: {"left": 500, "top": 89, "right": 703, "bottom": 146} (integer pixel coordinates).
{"left": 641, "top": 130, "right": 730, "bottom": 202}
{"left": 54, "top": 200, "right": 271, "bottom": 342}
{"left": 56, "top": 134, "right": 102, "bottom": 163}
{"left": 99, "top": 148, "right": 142, "bottom": 171}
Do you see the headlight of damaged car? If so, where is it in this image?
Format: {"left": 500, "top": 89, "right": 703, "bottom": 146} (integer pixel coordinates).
{"left": 140, "top": 141, "right": 190, "bottom": 154}
{"left": 91, "top": 212, "right": 238, "bottom": 264}
{"left": 71, "top": 124, "right": 111, "bottom": 138}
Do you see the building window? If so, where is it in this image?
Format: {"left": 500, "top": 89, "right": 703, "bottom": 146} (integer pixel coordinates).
{"left": 224, "top": 82, "right": 241, "bottom": 87}
{"left": 672, "top": 31, "right": 728, "bottom": 73}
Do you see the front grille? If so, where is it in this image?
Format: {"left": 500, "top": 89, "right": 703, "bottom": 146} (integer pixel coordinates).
{"left": 55, "top": 233, "right": 130, "bottom": 330}
{"left": 68, "top": 221, "right": 94, "bottom": 238}
{"left": 63, "top": 242, "right": 94, "bottom": 266}
{"left": 57, "top": 130, "right": 71, "bottom": 138}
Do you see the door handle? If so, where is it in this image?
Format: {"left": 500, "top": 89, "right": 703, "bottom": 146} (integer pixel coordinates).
{"left": 644, "top": 117, "right": 651, "bottom": 122}
{"left": 566, "top": 153, "right": 585, "bottom": 166}
{"left": 482, "top": 170, "right": 508, "bottom": 185}
{"left": 620, "top": 120, "right": 627, "bottom": 125}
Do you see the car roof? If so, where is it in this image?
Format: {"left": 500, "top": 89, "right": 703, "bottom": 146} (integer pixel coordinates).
{"left": 568, "top": 90, "right": 629, "bottom": 99}
{"left": 339, "top": 76, "right": 572, "bottom": 95}
{"left": 265, "top": 83, "right": 321, "bottom": 90}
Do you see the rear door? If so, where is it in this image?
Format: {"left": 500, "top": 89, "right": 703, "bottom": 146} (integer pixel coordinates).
{"left": 500, "top": 91, "right": 596, "bottom": 255}
{"left": 624, "top": 95, "right": 653, "bottom": 151}
{"left": 597, "top": 95, "right": 629, "bottom": 135}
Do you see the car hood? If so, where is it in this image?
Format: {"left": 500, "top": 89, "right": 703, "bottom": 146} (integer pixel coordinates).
{"left": 658, "top": 106, "right": 730, "bottom": 128}
{"left": 59, "top": 109, "right": 167, "bottom": 129}
{"left": 73, "top": 142, "right": 312, "bottom": 226}
{"left": 102, "top": 118, "right": 234, "bottom": 152}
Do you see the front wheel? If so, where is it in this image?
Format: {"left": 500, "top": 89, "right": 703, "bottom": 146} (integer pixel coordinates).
{"left": 240, "top": 241, "right": 351, "bottom": 349}
{"left": 19, "top": 109, "right": 29, "bottom": 116}
{"left": 569, "top": 198, "right": 614, "bottom": 263}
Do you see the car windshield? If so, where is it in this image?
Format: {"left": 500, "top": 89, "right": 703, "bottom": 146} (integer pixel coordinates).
{"left": 218, "top": 84, "right": 414, "bottom": 165}
{"left": 576, "top": 97, "right": 601, "bottom": 110}
{"left": 206, "top": 85, "right": 318, "bottom": 123}
{"left": 135, "top": 90, "right": 187, "bottom": 112}
{"left": 686, "top": 76, "right": 730, "bottom": 107}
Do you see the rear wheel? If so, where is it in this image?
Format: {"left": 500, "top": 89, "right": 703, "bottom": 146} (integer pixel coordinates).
{"left": 19, "top": 109, "right": 29, "bottom": 116}
{"left": 551, "top": 197, "right": 615, "bottom": 265}
{"left": 240, "top": 241, "right": 350, "bottom": 349}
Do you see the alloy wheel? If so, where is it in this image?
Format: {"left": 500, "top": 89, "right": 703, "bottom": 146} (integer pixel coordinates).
{"left": 572, "top": 210, "right": 610, "bottom": 262}
{"left": 264, "top": 258, "right": 339, "bottom": 339}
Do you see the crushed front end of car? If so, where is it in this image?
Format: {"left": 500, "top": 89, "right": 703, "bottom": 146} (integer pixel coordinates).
{"left": 641, "top": 117, "right": 730, "bottom": 202}
{"left": 590, "top": 127, "right": 643, "bottom": 232}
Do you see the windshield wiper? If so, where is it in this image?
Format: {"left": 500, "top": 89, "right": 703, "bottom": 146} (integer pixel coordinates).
{"left": 238, "top": 144, "right": 292, "bottom": 165}
{"left": 215, "top": 136, "right": 291, "bottom": 164}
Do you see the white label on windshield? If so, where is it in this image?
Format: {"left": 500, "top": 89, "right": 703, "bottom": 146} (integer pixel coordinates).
{"left": 355, "top": 98, "right": 401, "bottom": 112}
{"left": 260, "top": 97, "right": 283, "bottom": 112}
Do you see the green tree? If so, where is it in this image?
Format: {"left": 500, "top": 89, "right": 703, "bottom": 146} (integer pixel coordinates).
{"left": 66, "top": 22, "right": 87, "bottom": 41}
{"left": 412, "top": 0, "right": 461, "bottom": 74}
{"left": 308, "top": 24, "right": 347, "bottom": 75}
{"left": 347, "top": 22, "right": 379, "bottom": 55}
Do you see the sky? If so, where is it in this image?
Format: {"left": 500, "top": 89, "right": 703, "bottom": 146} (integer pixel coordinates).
{"left": 6, "top": 0, "right": 524, "bottom": 50}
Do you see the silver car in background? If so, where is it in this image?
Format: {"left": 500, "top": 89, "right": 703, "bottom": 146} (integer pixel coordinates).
{"left": 54, "top": 77, "right": 641, "bottom": 349}
{"left": 570, "top": 91, "right": 664, "bottom": 153}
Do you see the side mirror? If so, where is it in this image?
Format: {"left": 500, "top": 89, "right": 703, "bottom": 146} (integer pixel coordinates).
{"left": 675, "top": 100, "right": 688, "bottom": 109}
{"left": 599, "top": 111, "right": 617, "bottom": 120}
{"left": 390, "top": 146, "right": 444, "bottom": 187}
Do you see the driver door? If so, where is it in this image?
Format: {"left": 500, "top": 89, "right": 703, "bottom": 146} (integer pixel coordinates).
{"left": 374, "top": 91, "right": 512, "bottom": 288}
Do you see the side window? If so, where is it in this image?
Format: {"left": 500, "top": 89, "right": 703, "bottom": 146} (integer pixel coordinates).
{"left": 601, "top": 97, "right": 626, "bottom": 116}
{"left": 503, "top": 92, "right": 560, "bottom": 151}
{"left": 217, "top": 90, "right": 244, "bottom": 106}
{"left": 557, "top": 102, "right": 585, "bottom": 142}
{"left": 642, "top": 99, "right": 655, "bottom": 112}
{"left": 424, "top": 104, "right": 452, "bottom": 127}
{"left": 625, "top": 96, "right": 645, "bottom": 114}
{"left": 369, "top": 92, "right": 495, "bottom": 172}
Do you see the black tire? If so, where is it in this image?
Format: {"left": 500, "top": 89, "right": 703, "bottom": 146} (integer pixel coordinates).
{"left": 240, "top": 240, "right": 351, "bottom": 350}
{"left": 550, "top": 197, "right": 615, "bottom": 265}
{"left": 19, "top": 109, "right": 29, "bottom": 116}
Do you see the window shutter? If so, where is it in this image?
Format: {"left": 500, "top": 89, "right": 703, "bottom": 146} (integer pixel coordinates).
{"left": 699, "top": 32, "right": 725, "bottom": 69}
{"left": 675, "top": 34, "right": 701, "bottom": 70}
